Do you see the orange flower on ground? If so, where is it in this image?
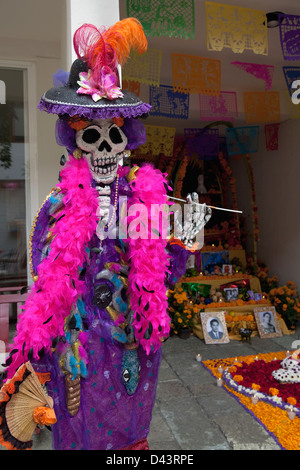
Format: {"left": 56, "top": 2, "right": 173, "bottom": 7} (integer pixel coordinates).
{"left": 251, "top": 383, "right": 261, "bottom": 391}
{"left": 233, "top": 375, "right": 244, "bottom": 382}
{"left": 286, "top": 397, "right": 297, "bottom": 406}
{"left": 269, "top": 388, "right": 279, "bottom": 396}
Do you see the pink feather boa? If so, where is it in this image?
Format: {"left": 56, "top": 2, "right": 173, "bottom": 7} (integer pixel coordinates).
{"left": 6, "top": 156, "right": 99, "bottom": 379}
{"left": 126, "top": 164, "right": 172, "bottom": 354}
{"left": 6, "top": 160, "right": 172, "bottom": 378}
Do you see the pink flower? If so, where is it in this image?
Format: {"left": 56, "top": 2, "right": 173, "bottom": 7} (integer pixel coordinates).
{"left": 77, "top": 69, "right": 123, "bottom": 102}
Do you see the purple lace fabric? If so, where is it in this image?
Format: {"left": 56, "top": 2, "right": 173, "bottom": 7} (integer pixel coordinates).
{"left": 30, "top": 175, "right": 188, "bottom": 450}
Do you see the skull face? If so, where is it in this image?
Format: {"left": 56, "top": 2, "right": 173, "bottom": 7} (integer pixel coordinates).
{"left": 76, "top": 119, "right": 128, "bottom": 184}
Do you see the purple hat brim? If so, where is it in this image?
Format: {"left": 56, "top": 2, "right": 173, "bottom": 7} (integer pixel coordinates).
{"left": 38, "top": 87, "right": 151, "bottom": 120}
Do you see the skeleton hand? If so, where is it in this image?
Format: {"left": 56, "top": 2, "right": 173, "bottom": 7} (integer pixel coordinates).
{"left": 174, "top": 192, "right": 212, "bottom": 249}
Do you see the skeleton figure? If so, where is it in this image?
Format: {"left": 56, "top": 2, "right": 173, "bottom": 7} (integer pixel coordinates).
{"left": 1, "top": 19, "right": 212, "bottom": 452}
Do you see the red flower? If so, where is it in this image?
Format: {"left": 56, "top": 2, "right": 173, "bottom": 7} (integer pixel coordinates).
{"left": 232, "top": 359, "right": 299, "bottom": 406}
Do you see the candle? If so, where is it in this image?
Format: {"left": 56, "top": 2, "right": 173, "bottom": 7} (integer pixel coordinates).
{"left": 286, "top": 350, "right": 290, "bottom": 357}
{"left": 254, "top": 356, "right": 258, "bottom": 361}
{"left": 288, "top": 407, "right": 296, "bottom": 420}
{"left": 251, "top": 394, "right": 258, "bottom": 404}
{"left": 217, "top": 366, "right": 223, "bottom": 373}
{"left": 217, "top": 378, "right": 223, "bottom": 387}
{"left": 196, "top": 354, "right": 202, "bottom": 362}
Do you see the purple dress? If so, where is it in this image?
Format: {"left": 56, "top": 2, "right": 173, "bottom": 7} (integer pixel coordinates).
{"left": 30, "top": 175, "right": 189, "bottom": 450}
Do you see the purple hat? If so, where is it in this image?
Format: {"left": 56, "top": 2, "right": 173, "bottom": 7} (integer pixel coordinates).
{"left": 38, "top": 19, "right": 151, "bottom": 121}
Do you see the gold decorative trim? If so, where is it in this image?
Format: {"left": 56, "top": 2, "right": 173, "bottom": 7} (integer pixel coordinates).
{"left": 28, "top": 189, "right": 57, "bottom": 281}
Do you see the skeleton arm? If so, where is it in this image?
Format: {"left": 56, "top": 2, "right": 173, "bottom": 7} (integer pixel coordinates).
{"left": 174, "top": 192, "right": 212, "bottom": 249}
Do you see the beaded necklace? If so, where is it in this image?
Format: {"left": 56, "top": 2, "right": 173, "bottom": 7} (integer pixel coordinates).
{"left": 105, "top": 173, "right": 119, "bottom": 230}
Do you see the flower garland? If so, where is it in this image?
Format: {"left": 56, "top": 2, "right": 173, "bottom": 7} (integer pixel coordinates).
{"left": 243, "top": 153, "right": 259, "bottom": 263}
{"left": 174, "top": 154, "right": 189, "bottom": 198}
{"left": 218, "top": 151, "right": 240, "bottom": 240}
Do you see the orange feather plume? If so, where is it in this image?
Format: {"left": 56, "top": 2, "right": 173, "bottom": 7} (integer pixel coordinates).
{"left": 100, "top": 17, "right": 147, "bottom": 65}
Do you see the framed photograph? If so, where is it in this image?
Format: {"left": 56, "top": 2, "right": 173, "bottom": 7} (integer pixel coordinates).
{"left": 222, "top": 264, "right": 232, "bottom": 275}
{"left": 254, "top": 306, "right": 282, "bottom": 339}
{"left": 201, "top": 251, "right": 229, "bottom": 272}
{"left": 254, "top": 293, "right": 262, "bottom": 301}
{"left": 200, "top": 311, "right": 230, "bottom": 344}
{"left": 224, "top": 287, "right": 239, "bottom": 301}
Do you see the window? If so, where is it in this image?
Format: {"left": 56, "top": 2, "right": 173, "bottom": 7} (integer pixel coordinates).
{"left": 0, "top": 68, "right": 27, "bottom": 287}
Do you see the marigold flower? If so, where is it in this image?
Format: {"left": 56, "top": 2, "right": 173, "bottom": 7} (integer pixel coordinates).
{"left": 251, "top": 383, "right": 261, "bottom": 391}
{"left": 233, "top": 375, "right": 244, "bottom": 382}
{"left": 269, "top": 388, "right": 279, "bottom": 396}
{"left": 287, "top": 397, "right": 297, "bottom": 406}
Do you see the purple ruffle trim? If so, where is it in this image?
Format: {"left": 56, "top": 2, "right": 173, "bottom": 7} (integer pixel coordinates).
{"left": 38, "top": 98, "right": 152, "bottom": 120}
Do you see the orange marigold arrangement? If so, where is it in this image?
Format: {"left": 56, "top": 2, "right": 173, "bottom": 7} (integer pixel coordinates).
{"left": 268, "top": 281, "right": 300, "bottom": 329}
{"left": 203, "top": 352, "right": 300, "bottom": 450}
{"left": 168, "top": 286, "right": 198, "bottom": 334}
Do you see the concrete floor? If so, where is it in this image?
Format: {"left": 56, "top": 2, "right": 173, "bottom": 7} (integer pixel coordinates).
{"left": 2, "top": 323, "right": 300, "bottom": 451}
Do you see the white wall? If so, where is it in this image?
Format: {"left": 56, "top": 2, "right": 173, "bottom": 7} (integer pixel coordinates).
{"left": 0, "top": 0, "right": 63, "bottom": 211}
{"left": 0, "top": 0, "right": 121, "bottom": 210}
{"left": 65, "top": 0, "right": 120, "bottom": 68}
{"left": 230, "top": 120, "right": 300, "bottom": 288}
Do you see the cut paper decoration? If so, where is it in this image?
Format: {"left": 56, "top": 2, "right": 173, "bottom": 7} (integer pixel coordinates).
{"left": 264, "top": 123, "right": 280, "bottom": 151}
{"left": 127, "top": 0, "right": 195, "bottom": 39}
{"left": 278, "top": 13, "right": 300, "bottom": 61}
{"left": 244, "top": 92, "right": 280, "bottom": 123}
{"left": 137, "top": 125, "right": 176, "bottom": 157}
{"left": 122, "top": 49, "right": 162, "bottom": 87}
{"left": 205, "top": 2, "right": 268, "bottom": 55}
{"left": 198, "top": 91, "right": 237, "bottom": 122}
{"left": 282, "top": 66, "right": 300, "bottom": 97}
{"left": 172, "top": 54, "right": 221, "bottom": 95}
{"left": 226, "top": 126, "right": 259, "bottom": 156}
{"left": 149, "top": 84, "right": 189, "bottom": 120}
{"left": 122, "top": 80, "right": 141, "bottom": 97}
{"left": 231, "top": 62, "right": 274, "bottom": 91}
{"left": 184, "top": 128, "right": 220, "bottom": 159}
